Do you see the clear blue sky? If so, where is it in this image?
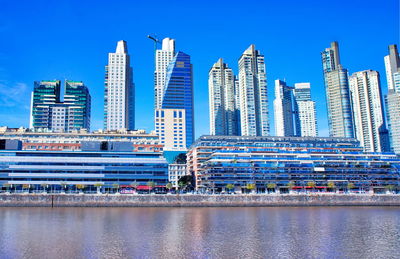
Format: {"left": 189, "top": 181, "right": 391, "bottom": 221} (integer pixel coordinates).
{"left": 0, "top": 0, "right": 398, "bottom": 137}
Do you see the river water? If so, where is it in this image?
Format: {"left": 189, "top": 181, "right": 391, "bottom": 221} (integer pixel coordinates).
{"left": 0, "top": 207, "right": 399, "bottom": 259}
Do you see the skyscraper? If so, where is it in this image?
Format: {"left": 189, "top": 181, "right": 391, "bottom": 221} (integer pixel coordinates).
{"left": 321, "top": 41, "right": 354, "bottom": 138}
{"left": 104, "top": 40, "right": 135, "bottom": 131}
{"left": 155, "top": 51, "right": 194, "bottom": 150}
{"left": 385, "top": 44, "right": 400, "bottom": 154}
{"left": 155, "top": 38, "right": 175, "bottom": 109}
{"left": 238, "top": 45, "right": 269, "bottom": 136}
{"left": 29, "top": 80, "right": 91, "bottom": 132}
{"left": 293, "top": 83, "right": 318, "bottom": 137}
{"left": 208, "top": 58, "right": 239, "bottom": 136}
{"left": 273, "top": 79, "right": 295, "bottom": 136}
{"left": 349, "top": 70, "right": 388, "bottom": 152}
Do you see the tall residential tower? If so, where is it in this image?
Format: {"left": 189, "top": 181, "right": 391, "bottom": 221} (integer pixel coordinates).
{"left": 321, "top": 41, "right": 354, "bottom": 138}
{"left": 293, "top": 83, "right": 318, "bottom": 137}
{"left": 238, "top": 45, "right": 269, "bottom": 136}
{"left": 385, "top": 44, "right": 400, "bottom": 154}
{"left": 104, "top": 40, "right": 135, "bottom": 131}
{"left": 208, "top": 58, "right": 239, "bottom": 136}
{"left": 273, "top": 79, "right": 295, "bottom": 136}
{"left": 349, "top": 70, "right": 388, "bottom": 152}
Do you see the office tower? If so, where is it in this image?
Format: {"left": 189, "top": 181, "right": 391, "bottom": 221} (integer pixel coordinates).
{"left": 64, "top": 80, "right": 91, "bottom": 131}
{"left": 104, "top": 40, "right": 135, "bottom": 131}
{"left": 273, "top": 79, "right": 295, "bottom": 136}
{"left": 349, "top": 70, "right": 388, "bottom": 152}
{"left": 155, "top": 38, "right": 175, "bottom": 109}
{"left": 293, "top": 83, "right": 318, "bottom": 137}
{"left": 30, "top": 80, "right": 61, "bottom": 129}
{"left": 208, "top": 58, "right": 239, "bottom": 136}
{"left": 238, "top": 44, "right": 269, "bottom": 136}
{"left": 29, "top": 80, "right": 91, "bottom": 132}
{"left": 385, "top": 44, "right": 400, "bottom": 154}
{"left": 321, "top": 41, "right": 354, "bottom": 138}
{"left": 155, "top": 51, "right": 194, "bottom": 150}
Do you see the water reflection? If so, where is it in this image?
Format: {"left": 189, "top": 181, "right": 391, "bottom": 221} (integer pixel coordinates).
{"left": 0, "top": 207, "right": 399, "bottom": 258}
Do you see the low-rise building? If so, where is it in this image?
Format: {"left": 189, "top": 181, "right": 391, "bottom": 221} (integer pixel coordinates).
{"left": 168, "top": 163, "right": 188, "bottom": 188}
{"left": 187, "top": 136, "right": 400, "bottom": 192}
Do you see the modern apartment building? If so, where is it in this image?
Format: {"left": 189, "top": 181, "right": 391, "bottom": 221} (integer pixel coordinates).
{"left": 29, "top": 80, "right": 91, "bottom": 132}
{"left": 321, "top": 41, "right": 354, "bottom": 138}
{"left": 273, "top": 79, "right": 295, "bottom": 136}
{"left": 208, "top": 58, "right": 239, "bottom": 136}
{"left": 187, "top": 135, "right": 400, "bottom": 192}
{"left": 349, "top": 70, "right": 388, "bottom": 152}
{"left": 293, "top": 83, "right": 318, "bottom": 137}
{"left": 238, "top": 45, "right": 269, "bottom": 136}
{"left": 385, "top": 44, "right": 400, "bottom": 155}
{"left": 104, "top": 40, "right": 135, "bottom": 131}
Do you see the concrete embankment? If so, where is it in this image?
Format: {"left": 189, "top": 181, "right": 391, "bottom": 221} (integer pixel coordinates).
{"left": 0, "top": 194, "right": 400, "bottom": 207}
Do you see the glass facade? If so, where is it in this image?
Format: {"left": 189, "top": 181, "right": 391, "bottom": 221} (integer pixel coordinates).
{"left": 161, "top": 51, "right": 194, "bottom": 148}
{"left": 0, "top": 150, "right": 168, "bottom": 190}
{"left": 187, "top": 136, "right": 400, "bottom": 192}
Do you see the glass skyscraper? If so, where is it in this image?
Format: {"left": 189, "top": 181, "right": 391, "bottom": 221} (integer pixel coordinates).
{"left": 155, "top": 51, "right": 194, "bottom": 149}
{"left": 321, "top": 42, "right": 354, "bottom": 138}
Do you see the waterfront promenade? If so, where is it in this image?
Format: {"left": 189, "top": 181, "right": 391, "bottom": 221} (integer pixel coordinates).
{"left": 0, "top": 193, "right": 399, "bottom": 207}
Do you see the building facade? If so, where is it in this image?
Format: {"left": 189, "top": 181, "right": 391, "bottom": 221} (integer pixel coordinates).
{"left": 155, "top": 38, "right": 175, "bottom": 109}
{"left": 321, "top": 41, "right": 354, "bottom": 138}
{"left": 293, "top": 83, "right": 318, "bottom": 137}
{"left": 187, "top": 136, "right": 400, "bottom": 192}
{"left": 385, "top": 44, "right": 400, "bottom": 155}
{"left": 238, "top": 45, "right": 269, "bottom": 136}
{"left": 29, "top": 80, "right": 91, "bottom": 132}
{"left": 0, "top": 127, "right": 163, "bottom": 152}
{"left": 349, "top": 70, "right": 388, "bottom": 152}
{"left": 273, "top": 79, "right": 295, "bottom": 136}
{"left": 208, "top": 58, "right": 239, "bottom": 136}
{"left": 0, "top": 148, "right": 168, "bottom": 192}
{"left": 168, "top": 163, "right": 188, "bottom": 188}
{"left": 157, "top": 51, "right": 194, "bottom": 150}
{"left": 104, "top": 40, "right": 135, "bottom": 131}
{"left": 155, "top": 109, "right": 186, "bottom": 150}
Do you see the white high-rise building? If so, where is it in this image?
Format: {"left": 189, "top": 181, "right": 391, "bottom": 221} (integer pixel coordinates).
{"left": 208, "top": 58, "right": 239, "bottom": 136}
{"left": 155, "top": 38, "right": 175, "bottom": 109}
{"left": 349, "top": 70, "right": 387, "bottom": 152}
{"left": 293, "top": 83, "right": 318, "bottom": 137}
{"left": 273, "top": 80, "right": 295, "bottom": 136}
{"left": 385, "top": 44, "right": 400, "bottom": 154}
{"left": 104, "top": 40, "right": 135, "bottom": 131}
{"left": 238, "top": 45, "right": 269, "bottom": 136}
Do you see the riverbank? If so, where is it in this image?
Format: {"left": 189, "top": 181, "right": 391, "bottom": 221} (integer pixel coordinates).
{"left": 0, "top": 193, "right": 400, "bottom": 207}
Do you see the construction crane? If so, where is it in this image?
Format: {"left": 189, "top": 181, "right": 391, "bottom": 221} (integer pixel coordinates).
{"left": 147, "top": 34, "right": 160, "bottom": 52}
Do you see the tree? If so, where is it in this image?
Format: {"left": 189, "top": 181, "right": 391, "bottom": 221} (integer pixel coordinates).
{"left": 226, "top": 184, "right": 235, "bottom": 193}
{"left": 385, "top": 185, "right": 395, "bottom": 193}
{"left": 166, "top": 182, "right": 173, "bottom": 192}
{"left": 327, "top": 182, "right": 336, "bottom": 192}
{"left": 287, "top": 181, "right": 295, "bottom": 189}
{"left": 147, "top": 181, "right": 155, "bottom": 194}
{"left": 347, "top": 182, "right": 355, "bottom": 192}
{"left": 307, "top": 181, "right": 316, "bottom": 192}
{"left": 76, "top": 184, "right": 85, "bottom": 193}
{"left": 178, "top": 175, "right": 194, "bottom": 192}
{"left": 266, "top": 183, "right": 276, "bottom": 193}
{"left": 246, "top": 183, "right": 256, "bottom": 193}
{"left": 3, "top": 183, "right": 11, "bottom": 193}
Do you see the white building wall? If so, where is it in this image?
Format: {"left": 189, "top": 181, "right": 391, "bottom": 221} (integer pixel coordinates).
{"left": 155, "top": 109, "right": 186, "bottom": 151}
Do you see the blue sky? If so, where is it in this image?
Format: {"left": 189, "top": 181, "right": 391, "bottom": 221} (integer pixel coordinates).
{"left": 0, "top": 0, "right": 398, "bottom": 137}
